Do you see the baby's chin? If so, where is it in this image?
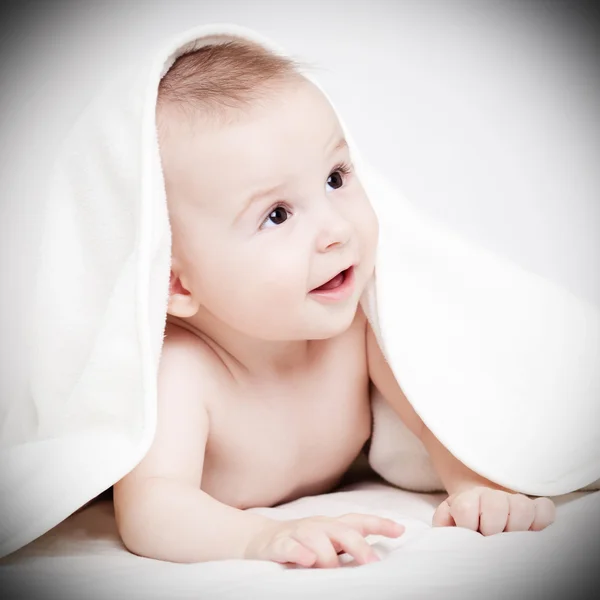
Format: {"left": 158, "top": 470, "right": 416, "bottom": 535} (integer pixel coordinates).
{"left": 240, "top": 294, "right": 361, "bottom": 341}
{"left": 302, "top": 304, "right": 360, "bottom": 340}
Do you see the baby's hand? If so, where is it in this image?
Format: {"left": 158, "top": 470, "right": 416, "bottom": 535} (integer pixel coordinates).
{"left": 432, "top": 486, "right": 556, "bottom": 535}
{"left": 245, "top": 513, "right": 405, "bottom": 568}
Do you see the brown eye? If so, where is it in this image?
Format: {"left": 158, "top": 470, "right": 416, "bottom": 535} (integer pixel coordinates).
{"left": 267, "top": 206, "right": 289, "bottom": 226}
{"left": 327, "top": 171, "right": 344, "bottom": 190}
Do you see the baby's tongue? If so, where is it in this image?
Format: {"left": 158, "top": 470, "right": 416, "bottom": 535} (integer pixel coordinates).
{"left": 313, "top": 271, "right": 344, "bottom": 291}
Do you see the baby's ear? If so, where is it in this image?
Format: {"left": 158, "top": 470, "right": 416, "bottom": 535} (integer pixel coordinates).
{"left": 167, "top": 270, "right": 200, "bottom": 318}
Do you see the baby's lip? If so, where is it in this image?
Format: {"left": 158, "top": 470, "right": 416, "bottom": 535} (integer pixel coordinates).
{"left": 310, "top": 264, "right": 355, "bottom": 292}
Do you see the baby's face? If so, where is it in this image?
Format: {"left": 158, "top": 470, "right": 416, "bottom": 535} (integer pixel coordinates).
{"left": 161, "top": 79, "right": 378, "bottom": 340}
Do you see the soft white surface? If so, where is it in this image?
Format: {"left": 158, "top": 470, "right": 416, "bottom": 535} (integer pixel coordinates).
{"left": 1, "top": 481, "right": 598, "bottom": 599}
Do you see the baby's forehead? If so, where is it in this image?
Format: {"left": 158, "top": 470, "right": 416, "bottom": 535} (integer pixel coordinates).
{"left": 161, "top": 81, "right": 345, "bottom": 211}
{"left": 164, "top": 96, "right": 341, "bottom": 177}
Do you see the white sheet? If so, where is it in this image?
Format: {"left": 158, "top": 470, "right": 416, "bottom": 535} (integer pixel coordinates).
{"left": 2, "top": 479, "right": 598, "bottom": 599}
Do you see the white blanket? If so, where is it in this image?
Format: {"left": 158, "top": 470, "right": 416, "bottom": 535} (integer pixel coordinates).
{"left": 1, "top": 480, "right": 599, "bottom": 598}
{"left": 1, "top": 22, "right": 599, "bottom": 559}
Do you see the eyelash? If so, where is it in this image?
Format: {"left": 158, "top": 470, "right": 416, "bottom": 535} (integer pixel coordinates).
{"left": 331, "top": 161, "right": 353, "bottom": 179}
{"left": 260, "top": 161, "right": 354, "bottom": 229}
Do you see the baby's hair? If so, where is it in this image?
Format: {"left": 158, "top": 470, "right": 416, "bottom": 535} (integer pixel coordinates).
{"left": 157, "top": 39, "right": 322, "bottom": 128}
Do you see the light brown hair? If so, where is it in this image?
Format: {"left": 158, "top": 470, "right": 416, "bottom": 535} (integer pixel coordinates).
{"left": 157, "top": 39, "right": 319, "bottom": 128}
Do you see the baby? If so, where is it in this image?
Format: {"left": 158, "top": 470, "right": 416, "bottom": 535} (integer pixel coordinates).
{"left": 113, "top": 40, "right": 556, "bottom": 568}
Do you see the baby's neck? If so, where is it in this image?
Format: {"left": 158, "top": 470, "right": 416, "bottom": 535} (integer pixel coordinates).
{"left": 166, "top": 313, "right": 320, "bottom": 383}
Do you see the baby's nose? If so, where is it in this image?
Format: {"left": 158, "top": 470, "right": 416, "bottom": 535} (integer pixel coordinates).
{"left": 316, "top": 214, "right": 353, "bottom": 252}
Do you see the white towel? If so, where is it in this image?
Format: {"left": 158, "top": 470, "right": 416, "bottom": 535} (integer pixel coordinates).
{"left": 1, "top": 22, "right": 598, "bottom": 559}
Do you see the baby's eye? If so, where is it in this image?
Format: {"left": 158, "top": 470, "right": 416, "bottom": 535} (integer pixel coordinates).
{"left": 326, "top": 162, "right": 353, "bottom": 193}
{"left": 261, "top": 205, "right": 290, "bottom": 229}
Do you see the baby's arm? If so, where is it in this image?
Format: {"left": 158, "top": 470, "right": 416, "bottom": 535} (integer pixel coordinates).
{"left": 113, "top": 331, "right": 271, "bottom": 562}
{"left": 366, "top": 323, "right": 555, "bottom": 535}
{"left": 114, "top": 327, "right": 403, "bottom": 565}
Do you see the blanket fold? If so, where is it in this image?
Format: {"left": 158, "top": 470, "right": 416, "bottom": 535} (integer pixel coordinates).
{"left": 1, "top": 22, "right": 598, "bottom": 558}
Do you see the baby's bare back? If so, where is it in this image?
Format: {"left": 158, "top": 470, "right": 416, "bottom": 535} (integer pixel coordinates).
{"left": 167, "top": 309, "right": 371, "bottom": 510}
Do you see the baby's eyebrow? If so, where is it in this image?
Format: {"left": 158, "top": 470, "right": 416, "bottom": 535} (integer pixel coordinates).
{"left": 234, "top": 182, "right": 287, "bottom": 224}
{"left": 234, "top": 136, "right": 348, "bottom": 223}
{"left": 330, "top": 137, "right": 348, "bottom": 154}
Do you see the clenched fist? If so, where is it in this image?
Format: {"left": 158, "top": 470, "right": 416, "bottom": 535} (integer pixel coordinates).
{"left": 245, "top": 513, "right": 405, "bottom": 568}
{"left": 433, "top": 486, "right": 556, "bottom": 535}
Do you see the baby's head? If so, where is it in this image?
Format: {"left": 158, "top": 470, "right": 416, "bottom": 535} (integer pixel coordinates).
{"left": 157, "top": 39, "right": 378, "bottom": 341}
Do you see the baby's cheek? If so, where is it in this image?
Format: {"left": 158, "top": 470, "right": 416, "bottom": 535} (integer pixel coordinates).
{"left": 252, "top": 270, "right": 300, "bottom": 312}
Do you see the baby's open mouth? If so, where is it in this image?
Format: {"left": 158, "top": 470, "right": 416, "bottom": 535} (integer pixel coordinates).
{"left": 311, "top": 267, "right": 351, "bottom": 292}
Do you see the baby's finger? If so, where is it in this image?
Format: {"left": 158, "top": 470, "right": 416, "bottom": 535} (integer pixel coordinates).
{"left": 337, "top": 513, "right": 405, "bottom": 538}
{"left": 291, "top": 527, "right": 340, "bottom": 568}
{"left": 269, "top": 536, "right": 317, "bottom": 567}
{"left": 448, "top": 489, "right": 481, "bottom": 531}
{"left": 328, "top": 525, "right": 380, "bottom": 565}
{"left": 530, "top": 497, "right": 556, "bottom": 531}
{"left": 432, "top": 499, "right": 455, "bottom": 527}
{"left": 479, "top": 489, "right": 509, "bottom": 536}
{"left": 505, "top": 494, "right": 535, "bottom": 532}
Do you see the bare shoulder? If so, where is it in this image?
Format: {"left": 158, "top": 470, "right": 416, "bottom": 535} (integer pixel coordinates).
{"left": 162, "top": 320, "right": 223, "bottom": 365}
{"left": 158, "top": 320, "right": 237, "bottom": 415}
{"left": 114, "top": 321, "right": 226, "bottom": 496}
